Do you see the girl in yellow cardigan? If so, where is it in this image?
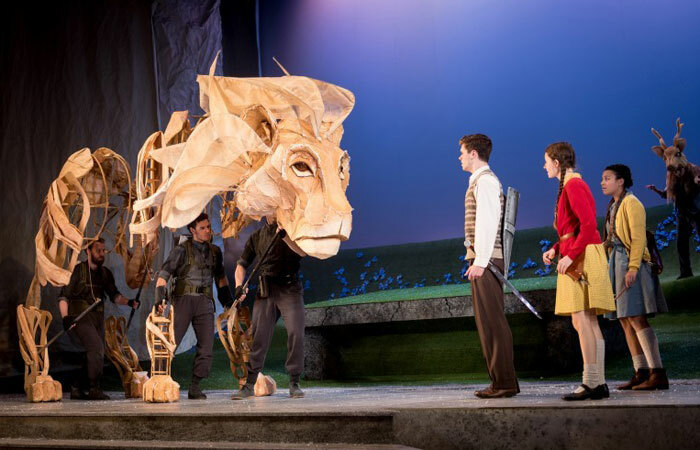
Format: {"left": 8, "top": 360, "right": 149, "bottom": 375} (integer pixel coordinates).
{"left": 601, "top": 164, "right": 669, "bottom": 391}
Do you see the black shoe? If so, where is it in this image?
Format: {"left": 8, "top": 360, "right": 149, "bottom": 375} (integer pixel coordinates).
{"left": 188, "top": 382, "right": 207, "bottom": 400}
{"left": 677, "top": 273, "right": 693, "bottom": 280}
{"left": 70, "top": 387, "right": 87, "bottom": 400}
{"left": 289, "top": 381, "right": 305, "bottom": 398}
{"left": 600, "top": 383, "right": 610, "bottom": 398}
{"left": 231, "top": 383, "right": 255, "bottom": 400}
{"left": 562, "top": 384, "right": 606, "bottom": 401}
{"left": 87, "top": 387, "right": 110, "bottom": 400}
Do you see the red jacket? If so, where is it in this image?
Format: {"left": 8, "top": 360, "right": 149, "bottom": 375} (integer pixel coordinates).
{"left": 552, "top": 174, "right": 601, "bottom": 260}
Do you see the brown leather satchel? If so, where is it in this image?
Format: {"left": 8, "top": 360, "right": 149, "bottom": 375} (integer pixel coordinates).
{"left": 565, "top": 252, "right": 586, "bottom": 283}
{"left": 559, "top": 231, "right": 586, "bottom": 283}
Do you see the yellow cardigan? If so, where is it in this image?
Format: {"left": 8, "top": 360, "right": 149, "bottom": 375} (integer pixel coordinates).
{"left": 609, "top": 194, "right": 650, "bottom": 271}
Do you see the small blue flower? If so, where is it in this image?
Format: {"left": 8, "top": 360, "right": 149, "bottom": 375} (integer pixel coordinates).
{"left": 539, "top": 239, "right": 552, "bottom": 253}
{"left": 356, "top": 251, "right": 364, "bottom": 259}
{"left": 522, "top": 258, "right": 538, "bottom": 269}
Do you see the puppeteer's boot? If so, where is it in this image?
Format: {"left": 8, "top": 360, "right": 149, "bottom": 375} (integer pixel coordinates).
{"left": 70, "top": 386, "right": 88, "bottom": 400}
{"left": 633, "top": 368, "right": 669, "bottom": 390}
{"left": 87, "top": 383, "right": 110, "bottom": 400}
{"left": 231, "top": 382, "right": 255, "bottom": 400}
{"left": 289, "top": 379, "right": 305, "bottom": 398}
{"left": 188, "top": 377, "right": 207, "bottom": 399}
{"left": 617, "top": 369, "right": 650, "bottom": 390}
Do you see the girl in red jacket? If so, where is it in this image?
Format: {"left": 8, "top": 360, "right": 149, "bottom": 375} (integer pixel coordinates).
{"left": 542, "top": 142, "right": 615, "bottom": 400}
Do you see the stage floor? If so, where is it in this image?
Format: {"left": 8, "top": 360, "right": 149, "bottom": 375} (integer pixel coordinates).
{"left": 1, "top": 381, "right": 699, "bottom": 449}
{"left": 1, "top": 380, "right": 700, "bottom": 414}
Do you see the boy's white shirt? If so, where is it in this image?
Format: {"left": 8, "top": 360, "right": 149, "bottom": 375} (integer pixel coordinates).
{"left": 468, "top": 165, "right": 501, "bottom": 268}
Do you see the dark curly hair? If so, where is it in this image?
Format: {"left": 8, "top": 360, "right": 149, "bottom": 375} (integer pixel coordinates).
{"left": 602, "top": 164, "right": 633, "bottom": 248}
{"left": 604, "top": 164, "right": 633, "bottom": 189}
{"left": 188, "top": 212, "right": 209, "bottom": 232}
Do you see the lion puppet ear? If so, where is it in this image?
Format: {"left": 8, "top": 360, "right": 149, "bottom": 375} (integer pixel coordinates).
{"left": 242, "top": 105, "right": 278, "bottom": 148}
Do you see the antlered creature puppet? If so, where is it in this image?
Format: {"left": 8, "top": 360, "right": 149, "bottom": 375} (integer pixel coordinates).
{"left": 647, "top": 118, "right": 700, "bottom": 278}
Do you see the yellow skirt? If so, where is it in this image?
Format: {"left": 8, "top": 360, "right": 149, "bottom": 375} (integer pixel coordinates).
{"left": 555, "top": 244, "right": 616, "bottom": 316}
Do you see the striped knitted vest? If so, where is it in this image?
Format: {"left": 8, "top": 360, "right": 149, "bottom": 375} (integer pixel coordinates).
{"left": 464, "top": 169, "right": 504, "bottom": 260}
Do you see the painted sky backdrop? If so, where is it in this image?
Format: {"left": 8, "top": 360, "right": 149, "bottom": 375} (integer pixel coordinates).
{"left": 258, "top": 0, "right": 700, "bottom": 249}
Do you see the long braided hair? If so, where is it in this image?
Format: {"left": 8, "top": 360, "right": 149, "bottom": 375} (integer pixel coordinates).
{"left": 545, "top": 142, "right": 576, "bottom": 228}
{"left": 603, "top": 164, "right": 633, "bottom": 249}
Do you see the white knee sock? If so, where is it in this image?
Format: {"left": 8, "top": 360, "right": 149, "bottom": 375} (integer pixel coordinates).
{"left": 596, "top": 338, "right": 606, "bottom": 385}
{"left": 632, "top": 354, "right": 648, "bottom": 371}
{"left": 637, "top": 327, "right": 663, "bottom": 369}
{"left": 578, "top": 363, "right": 599, "bottom": 391}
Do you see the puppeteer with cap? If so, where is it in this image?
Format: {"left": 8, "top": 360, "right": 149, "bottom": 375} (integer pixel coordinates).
{"left": 155, "top": 212, "right": 234, "bottom": 399}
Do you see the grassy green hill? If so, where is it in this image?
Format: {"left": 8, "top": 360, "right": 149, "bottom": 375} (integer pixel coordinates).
{"left": 300, "top": 204, "right": 700, "bottom": 304}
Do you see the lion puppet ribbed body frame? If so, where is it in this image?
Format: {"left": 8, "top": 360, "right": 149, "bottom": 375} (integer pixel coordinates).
{"left": 130, "top": 56, "right": 355, "bottom": 259}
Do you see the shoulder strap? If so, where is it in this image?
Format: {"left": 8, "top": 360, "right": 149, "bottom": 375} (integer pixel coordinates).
{"left": 179, "top": 240, "right": 194, "bottom": 278}
{"left": 185, "top": 240, "right": 194, "bottom": 265}
{"left": 207, "top": 242, "right": 217, "bottom": 267}
{"left": 79, "top": 262, "right": 87, "bottom": 286}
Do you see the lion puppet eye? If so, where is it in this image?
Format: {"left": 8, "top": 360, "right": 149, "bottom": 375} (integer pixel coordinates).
{"left": 291, "top": 161, "right": 314, "bottom": 177}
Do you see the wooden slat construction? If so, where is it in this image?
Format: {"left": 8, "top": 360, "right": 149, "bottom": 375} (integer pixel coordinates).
{"left": 142, "top": 305, "right": 180, "bottom": 403}
{"left": 16, "top": 305, "right": 62, "bottom": 402}
{"left": 105, "top": 316, "right": 148, "bottom": 399}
